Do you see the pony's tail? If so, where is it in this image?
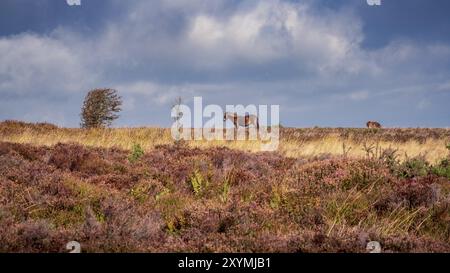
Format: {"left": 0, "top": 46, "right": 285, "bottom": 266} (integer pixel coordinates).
{"left": 257, "top": 118, "right": 260, "bottom": 130}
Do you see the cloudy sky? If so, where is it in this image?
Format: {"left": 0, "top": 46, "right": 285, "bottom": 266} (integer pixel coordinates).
{"left": 0, "top": 0, "right": 449, "bottom": 128}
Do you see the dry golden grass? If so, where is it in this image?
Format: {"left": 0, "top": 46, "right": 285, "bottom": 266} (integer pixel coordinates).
{"left": 280, "top": 137, "right": 448, "bottom": 163}
{"left": 0, "top": 120, "right": 449, "bottom": 163}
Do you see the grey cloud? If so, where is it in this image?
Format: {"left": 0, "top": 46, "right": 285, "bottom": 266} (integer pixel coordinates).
{"left": 0, "top": 0, "right": 449, "bottom": 127}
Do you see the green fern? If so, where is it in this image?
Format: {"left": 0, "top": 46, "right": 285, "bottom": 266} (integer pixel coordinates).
{"left": 189, "top": 170, "right": 205, "bottom": 195}
{"left": 128, "top": 143, "right": 144, "bottom": 163}
{"left": 220, "top": 180, "right": 231, "bottom": 203}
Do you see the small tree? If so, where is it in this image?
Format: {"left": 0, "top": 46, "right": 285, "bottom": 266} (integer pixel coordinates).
{"left": 80, "top": 88, "right": 122, "bottom": 128}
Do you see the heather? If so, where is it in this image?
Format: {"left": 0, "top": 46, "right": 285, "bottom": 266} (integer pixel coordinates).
{"left": 0, "top": 141, "right": 449, "bottom": 253}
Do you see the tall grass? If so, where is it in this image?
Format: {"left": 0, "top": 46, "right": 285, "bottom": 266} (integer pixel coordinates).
{"left": 1, "top": 120, "right": 449, "bottom": 163}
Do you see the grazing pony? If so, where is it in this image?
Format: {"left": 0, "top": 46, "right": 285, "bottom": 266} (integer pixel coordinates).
{"left": 366, "top": 121, "right": 382, "bottom": 129}
{"left": 224, "top": 112, "right": 259, "bottom": 130}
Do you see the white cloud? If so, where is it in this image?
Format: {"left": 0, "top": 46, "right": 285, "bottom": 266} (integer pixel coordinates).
{"left": 189, "top": 15, "right": 224, "bottom": 48}
{"left": 115, "top": 81, "right": 198, "bottom": 106}
{"left": 0, "top": 33, "right": 95, "bottom": 96}
{"left": 184, "top": 1, "right": 366, "bottom": 71}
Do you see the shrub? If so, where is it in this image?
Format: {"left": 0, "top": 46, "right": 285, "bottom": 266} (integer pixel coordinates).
{"left": 80, "top": 88, "right": 122, "bottom": 128}
{"left": 128, "top": 143, "right": 145, "bottom": 163}
{"left": 48, "top": 143, "right": 111, "bottom": 175}
{"left": 432, "top": 159, "right": 450, "bottom": 179}
{"left": 393, "top": 176, "right": 438, "bottom": 208}
{"left": 395, "top": 157, "right": 430, "bottom": 179}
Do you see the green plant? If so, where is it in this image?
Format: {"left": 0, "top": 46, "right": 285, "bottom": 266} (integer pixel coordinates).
{"left": 270, "top": 192, "right": 282, "bottom": 209}
{"left": 379, "top": 147, "right": 400, "bottom": 168}
{"left": 396, "top": 157, "right": 430, "bottom": 179}
{"left": 220, "top": 179, "right": 231, "bottom": 203}
{"left": 91, "top": 200, "right": 106, "bottom": 223}
{"left": 156, "top": 193, "right": 186, "bottom": 234}
{"left": 325, "top": 189, "right": 371, "bottom": 235}
{"left": 269, "top": 185, "right": 287, "bottom": 209}
{"left": 130, "top": 182, "right": 151, "bottom": 203}
{"left": 188, "top": 170, "right": 207, "bottom": 196}
{"left": 431, "top": 159, "right": 450, "bottom": 179}
{"left": 80, "top": 88, "right": 122, "bottom": 128}
{"left": 341, "top": 168, "right": 371, "bottom": 191}
{"left": 155, "top": 187, "right": 171, "bottom": 201}
{"left": 30, "top": 204, "right": 86, "bottom": 228}
{"left": 128, "top": 143, "right": 145, "bottom": 163}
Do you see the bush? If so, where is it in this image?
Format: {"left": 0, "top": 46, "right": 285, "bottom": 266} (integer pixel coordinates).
{"left": 80, "top": 89, "right": 122, "bottom": 128}
{"left": 393, "top": 176, "right": 438, "bottom": 208}
{"left": 432, "top": 159, "right": 450, "bottom": 179}
{"left": 395, "top": 157, "right": 430, "bottom": 179}
{"left": 128, "top": 143, "right": 145, "bottom": 163}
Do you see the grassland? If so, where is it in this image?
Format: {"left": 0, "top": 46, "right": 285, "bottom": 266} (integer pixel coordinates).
{"left": 1, "top": 120, "right": 449, "bottom": 163}
{"left": 0, "top": 121, "right": 449, "bottom": 253}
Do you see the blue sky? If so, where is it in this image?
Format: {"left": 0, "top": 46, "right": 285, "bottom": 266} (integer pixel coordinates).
{"left": 0, "top": 0, "right": 449, "bottom": 128}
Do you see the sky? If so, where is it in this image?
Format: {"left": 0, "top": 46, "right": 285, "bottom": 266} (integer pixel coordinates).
{"left": 0, "top": 0, "right": 449, "bottom": 128}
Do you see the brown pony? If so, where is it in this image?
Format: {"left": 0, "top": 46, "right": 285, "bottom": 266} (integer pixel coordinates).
{"left": 366, "top": 121, "right": 382, "bottom": 129}
{"left": 224, "top": 112, "right": 259, "bottom": 130}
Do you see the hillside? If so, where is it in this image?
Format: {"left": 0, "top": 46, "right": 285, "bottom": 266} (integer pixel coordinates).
{"left": 0, "top": 121, "right": 449, "bottom": 252}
